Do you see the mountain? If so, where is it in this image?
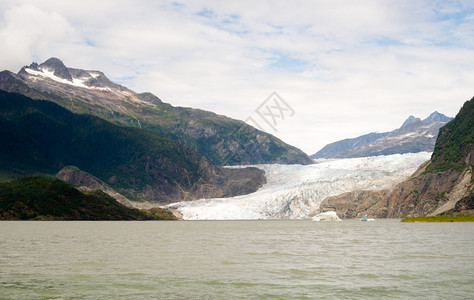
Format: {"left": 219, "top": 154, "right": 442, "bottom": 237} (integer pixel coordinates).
{"left": 311, "top": 132, "right": 390, "bottom": 159}
{"left": 0, "top": 176, "right": 176, "bottom": 220}
{"left": 0, "top": 91, "right": 265, "bottom": 204}
{"left": 0, "top": 57, "right": 312, "bottom": 165}
{"left": 423, "top": 111, "right": 453, "bottom": 123}
{"left": 400, "top": 115, "right": 422, "bottom": 127}
{"left": 320, "top": 97, "right": 473, "bottom": 218}
{"left": 311, "top": 112, "right": 453, "bottom": 159}
{"left": 373, "top": 98, "right": 473, "bottom": 217}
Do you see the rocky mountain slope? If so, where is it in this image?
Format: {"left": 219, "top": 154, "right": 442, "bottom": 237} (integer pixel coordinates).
{"left": 0, "top": 58, "right": 312, "bottom": 165}
{"left": 320, "top": 98, "right": 473, "bottom": 218}
{"left": 311, "top": 111, "right": 452, "bottom": 159}
{"left": 0, "top": 176, "right": 176, "bottom": 220}
{"left": 0, "top": 91, "right": 265, "bottom": 204}
{"left": 311, "top": 132, "right": 390, "bottom": 159}
{"left": 55, "top": 166, "right": 159, "bottom": 210}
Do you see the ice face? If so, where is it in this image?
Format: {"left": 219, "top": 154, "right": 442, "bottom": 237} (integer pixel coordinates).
{"left": 167, "top": 152, "right": 432, "bottom": 220}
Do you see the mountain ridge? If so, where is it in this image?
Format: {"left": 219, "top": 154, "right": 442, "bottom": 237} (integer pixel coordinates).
{"left": 0, "top": 91, "right": 266, "bottom": 204}
{"left": 320, "top": 97, "right": 473, "bottom": 218}
{"left": 423, "top": 111, "right": 453, "bottom": 123}
{"left": 0, "top": 57, "right": 312, "bottom": 166}
{"left": 311, "top": 112, "right": 453, "bottom": 159}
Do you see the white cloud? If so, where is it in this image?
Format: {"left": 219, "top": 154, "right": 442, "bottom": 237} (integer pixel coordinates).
{"left": 0, "top": 4, "right": 75, "bottom": 71}
{"left": 0, "top": 0, "right": 473, "bottom": 154}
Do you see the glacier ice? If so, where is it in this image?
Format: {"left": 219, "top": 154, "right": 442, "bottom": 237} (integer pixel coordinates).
{"left": 312, "top": 211, "right": 342, "bottom": 222}
{"left": 167, "top": 152, "right": 432, "bottom": 220}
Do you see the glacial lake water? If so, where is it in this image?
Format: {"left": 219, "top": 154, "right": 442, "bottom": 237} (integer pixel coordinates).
{"left": 1, "top": 220, "right": 473, "bottom": 299}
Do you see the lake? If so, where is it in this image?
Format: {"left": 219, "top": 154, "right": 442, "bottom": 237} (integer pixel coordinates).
{"left": 1, "top": 220, "right": 473, "bottom": 299}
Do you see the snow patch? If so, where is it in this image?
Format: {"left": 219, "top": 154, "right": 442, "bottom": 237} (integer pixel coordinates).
{"left": 167, "top": 152, "right": 432, "bottom": 220}
{"left": 24, "top": 67, "right": 111, "bottom": 91}
{"left": 89, "top": 72, "right": 100, "bottom": 78}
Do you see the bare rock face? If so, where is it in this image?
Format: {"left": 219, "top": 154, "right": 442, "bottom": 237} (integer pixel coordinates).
{"left": 452, "top": 194, "right": 474, "bottom": 215}
{"left": 56, "top": 167, "right": 160, "bottom": 209}
{"left": 190, "top": 165, "right": 267, "bottom": 200}
{"left": 319, "top": 163, "right": 472, "bottom": 219}
{"left": 57, "top": 163, "right": 266, "bottom": 206}
{"left": 57, "top": 167, "right": 111, "bottom": 192}
{"left": 368, "top": 98, "right": 474, "bottom": 218}
{"left": 320, "top": 190, "right": 389, "bottom": 219}
{"left": 319, "top": 98, "right": 473, "bottom": 219}
{"left": 369, "top": 166, "right": 472, "bottom": 218}
{"left": 39, "top": 57, "right": 73, "bottom": 82}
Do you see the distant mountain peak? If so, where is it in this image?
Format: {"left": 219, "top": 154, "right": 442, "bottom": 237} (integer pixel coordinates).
{"left": 17, "top": 57, "right": 122, "bottom": 93}
{"left": 311, "top": 109, "right": 453, "bottom": 159}
{"left": 41, "top": 57, "right": 66, "bottom": 68}
{"left": 423, "top": 111, "right": 453, "bottom": 124}
{"left": 38, "top": 57, "right": 73, "bottom": 82}
{"left": 401, "top": 115, "right": 422, "bottom": 128}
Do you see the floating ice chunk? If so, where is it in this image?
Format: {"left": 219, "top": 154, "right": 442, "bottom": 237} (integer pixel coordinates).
{"left": 312, "top": 211, "right": 341, "bottom": 222}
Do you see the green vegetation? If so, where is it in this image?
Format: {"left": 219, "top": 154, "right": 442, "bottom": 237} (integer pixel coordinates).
{"left": 426, "top": 98, "right": 474, "bottom": 173}
{"left": 0, "top": 176, "right": 176, "bottom": 220}
{"left": 435, "top": 192, "right": 447, "bottom": 201}
{"left": 142, "top": 207, "right": 177, "bottom": 220}
{"left": 0, "top": 91, "right": 206, "bottom": 200}
{"left": 409, "top": 188, "right": 419, "bottom": 198}
{"left": 0, "top": 66, "right": 313, "bottom": 165}
{"left": 401, "top": 214, "right": 474, "bottom": 222}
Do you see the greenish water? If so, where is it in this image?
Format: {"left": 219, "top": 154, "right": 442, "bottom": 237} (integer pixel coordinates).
{"left": 0, "top": 220, "right": 473, "bottom": 299}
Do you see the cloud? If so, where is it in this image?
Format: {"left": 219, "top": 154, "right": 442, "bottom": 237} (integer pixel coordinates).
{"left": 0, "top": 0, "right": 473, "bottom": 153}
{"left": 0, "top": 4, "right": 75, "bottom": 71}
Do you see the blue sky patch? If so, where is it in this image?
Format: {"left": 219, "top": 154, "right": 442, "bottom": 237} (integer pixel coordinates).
{"left": 269, "top": 51, "right": 310, "bottom": 73}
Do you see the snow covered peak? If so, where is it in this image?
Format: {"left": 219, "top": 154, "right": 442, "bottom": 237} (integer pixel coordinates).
{"left": 39, "top": 57, "right": 73, "bottom": 82}
{"left": 17, "top": 58, "right": 158, "bottom": 109}
{"left": 20, "top": 58, "right": 115, "bottom": 92}
{"left": 22, "top": 66, "right": 111, "bottom": 91}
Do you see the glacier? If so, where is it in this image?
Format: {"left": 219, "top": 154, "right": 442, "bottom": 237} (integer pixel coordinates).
{"left": 167, "top": 152, "right": 432, "bottom": 220}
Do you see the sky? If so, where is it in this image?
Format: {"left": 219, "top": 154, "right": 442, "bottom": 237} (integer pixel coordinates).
{"left": 0, "top": 0, "right": 473, "bottom": 154}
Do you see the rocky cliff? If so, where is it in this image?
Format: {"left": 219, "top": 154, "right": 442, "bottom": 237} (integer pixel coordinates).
{"left": 320, "top": 189, "right": 389, "bottom": 219}
{"left": 320, "top": 98, "right": 473, "bottom": 218}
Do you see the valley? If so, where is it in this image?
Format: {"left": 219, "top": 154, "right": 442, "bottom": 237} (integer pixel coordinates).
{"left": 0, "top": 58, "right": 472, "bottom": 221}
